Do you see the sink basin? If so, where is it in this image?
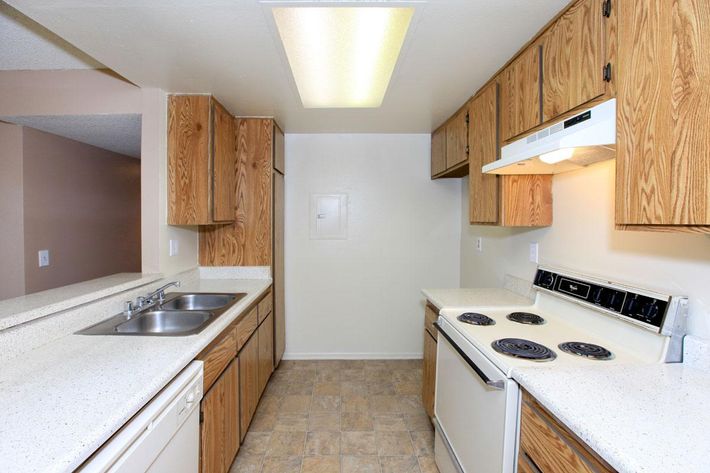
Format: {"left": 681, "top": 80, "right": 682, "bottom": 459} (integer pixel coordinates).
{"left": 160, "top": 293, "right": 238, "bottom": 311}
{"left": 115, "top": 310, "right": 212, "bottom": 335}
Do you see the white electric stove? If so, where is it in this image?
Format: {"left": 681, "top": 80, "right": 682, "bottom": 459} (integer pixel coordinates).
{"left": 432, "top": 266, "right": 688, "bottom": 473}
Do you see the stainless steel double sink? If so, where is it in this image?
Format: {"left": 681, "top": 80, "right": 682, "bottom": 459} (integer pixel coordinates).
{"left": 77, "top": 293, "right": 246, "bottom": 336}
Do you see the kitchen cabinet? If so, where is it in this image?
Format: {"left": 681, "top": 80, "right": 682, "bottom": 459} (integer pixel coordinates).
{"left": 273, "top": 170, "right": 285, "bottom": 366}
{"left": 168, "top": 95, "right": 236, "bottom": 225}
{"left": 422, "top": 303, "right": 438, "bottom": 420}
{"left": 615, "top": 0, "right": 710, "bottom": 232}
{"left": 199, "top": 327, "right": 237, "bottom": 392}
{"left": 258, "top": 312, "right": 274, "bottom": 396}
{"left": 499, "top": 175, "right": 553, "bottom": 227}
{"left": 519, "top": 390, "right": 615, "bottom": 473}
{"left": 541, "top": 0, "right": 606, "bottom": 122}
{"left": 500, "top": 44, "right": 542, "bottom": 142}
{"left": 446, "top": 105, "right": 469, "bottom": 169}
{"left": 200, "top": 359, "right": 239, "bottom": 473}
{"left": 239, "top": 330, "right": 260, "bottom": 441}
{"left": 430, "top": 126, "right": 447, "bottom": 177}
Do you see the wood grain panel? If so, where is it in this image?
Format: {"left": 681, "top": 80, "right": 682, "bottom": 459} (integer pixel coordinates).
{"left": 445, "top": 106, "right": 469, "bottom": 168}
{"left": 430, "top": 126, "right": 447, "bottom": 177}
{"left": 424, "top": 304, "right": 438, "bottom": 339}
{"left": 273, "top": 171, "right": 285, "bottom": 366}
{"left": 616, "top": 0, "right": 710, "bottom": 226}
{"left": 200, "top": 118, "right": 273, "bottom": 265}
{"left": 168, "top": 95, "right": 211, "bottom": 225}
{"left": 422, "top": 330, "right": 437, "bottom": 421}
{"left": 500, "top": 44, "right": 542, "bottom": 142}
{"left": 236, "top": 307, "right": 258, "bottom": 350}
{"left": 199, "top": 327, "right": 237, "bottom": 392}
{"left": 258, "top": 312, "right": 274, "bottom": 396}
{"left": 468, "top": 81, "right": 500, "bottom": 224}
{"left": 257, "top": 289, "right": 272, "bottom": 323}
{"left": 212, "top": 99, "right": 236, "bottom": 222}
{"left": 500, "top": 175, "right": 553, "bottom": 227}
{"left": 223, "top": 360, "right": 240, "bottom": 470}
{"left": 542, "top": 0, "right": 605, "bottom": 121}
{"left": 517, "top": 454, "right": 541, "bottom": 473}
{"left": 239, "top": 333, "right": 259, "bottom": 440}
{"left": 273, "top": 123, "right": 285, "bottom": 173}
{"left": 200, "top": 360, "right": 239, "bottom": 473}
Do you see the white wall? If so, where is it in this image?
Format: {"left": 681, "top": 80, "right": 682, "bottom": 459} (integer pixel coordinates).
{"left": 460, "top": 160, "right": 710, "bottom": 338}
{"left": 284, "top": 134, "right": 461, "bottom": 359}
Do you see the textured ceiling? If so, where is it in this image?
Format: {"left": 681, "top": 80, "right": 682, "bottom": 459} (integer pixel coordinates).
{"left": 1, "top": 114, "right": 141, "bottom": 158}
{"left": 5, "top": 0, "right": 569, "bottom": 133}
{"left": 0, "top": 1, "right": 102, "bottom": 70}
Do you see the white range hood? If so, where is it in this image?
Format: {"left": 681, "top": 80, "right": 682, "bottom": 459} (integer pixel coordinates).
{"left": 483, "top": 98, "right": 616, "bottom": 175}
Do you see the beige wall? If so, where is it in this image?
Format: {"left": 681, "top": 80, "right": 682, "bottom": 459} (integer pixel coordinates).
{"left": 460, "top": 160, "right": 710, "bottom": 338}
{"left": 21, "top": 127, "right": 141, "bottom": 294}
{"left": 0, "top": 123, "right": 26, "bottom": 299}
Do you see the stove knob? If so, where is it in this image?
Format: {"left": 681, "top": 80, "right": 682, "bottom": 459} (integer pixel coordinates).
{"left": 592, "top": 287, "right": 604, "bottom": 304}
{"left": 642, "top": 301, "right": 660, "bottom": 320}
{"left": 626, "top": 295, "right": 639, "bottom": 314}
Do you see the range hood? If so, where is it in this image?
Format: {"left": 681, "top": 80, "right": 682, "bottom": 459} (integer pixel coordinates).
{"left": 483, "top": 98, "right": 616, "bottom": 175}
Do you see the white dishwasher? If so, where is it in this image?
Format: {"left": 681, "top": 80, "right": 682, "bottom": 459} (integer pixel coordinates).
{"left": 79, "top": 361, "right": 204, "bottom": 473}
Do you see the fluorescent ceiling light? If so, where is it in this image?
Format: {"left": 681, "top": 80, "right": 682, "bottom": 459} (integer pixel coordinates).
{"left": 540, "top": 148, "right": 575, "bottom": 164}
{"left": 272, "top": 7, "right": 414, "bottom": 108}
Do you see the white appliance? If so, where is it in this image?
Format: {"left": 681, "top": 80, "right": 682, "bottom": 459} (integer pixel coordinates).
{"left": 433, "top": 267, "right": 687, "bottom": 473}
{"left": 79, "top": 361, "right": 204, "bottom": 473}
{"left": 483, "top": 99, "right": 616, "bottom": 175}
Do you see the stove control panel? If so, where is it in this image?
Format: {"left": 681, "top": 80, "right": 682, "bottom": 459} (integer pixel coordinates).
{"left": 533, "top": 269, "right": 669, "bottom": 329}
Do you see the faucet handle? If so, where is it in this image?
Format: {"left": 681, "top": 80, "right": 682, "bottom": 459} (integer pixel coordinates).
{"left": 123, "top": 301, "right": 134, "bottom": 315}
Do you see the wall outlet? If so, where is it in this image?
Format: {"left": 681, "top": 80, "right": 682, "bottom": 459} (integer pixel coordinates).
{"left": 38, "top": 249, "right": 50, "bottom": 267}
{"left": 476, "top": 237, "right": 483, "bottom": 252}
{"left": 169, "top": 239, "right": 179, "bottom": 257}
{"left": 529, "top": 242, "right": 539, "bottom": 263}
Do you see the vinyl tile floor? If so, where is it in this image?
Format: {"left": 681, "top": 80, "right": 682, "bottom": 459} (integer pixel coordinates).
{"left": 230, "top": 359, "right": 439, "bottom": 473}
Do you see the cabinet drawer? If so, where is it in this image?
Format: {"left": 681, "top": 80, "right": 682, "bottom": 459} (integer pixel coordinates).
{"left": 424, "top": 304, "right": 438, "bottom": 338}
{"left": 257, "top": 290, "right": 273, "bottom": 323}
{"left": 200, "top": 327, "right": 237, "bottom": 392}
{"left": 236, "top": 307, "right": 258, "bottom": 350}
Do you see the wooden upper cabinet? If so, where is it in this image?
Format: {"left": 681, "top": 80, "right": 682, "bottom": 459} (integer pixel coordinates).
{"left": 168, "top": 95, "right": 236, "bottom": 225}
{"left": 430, "top": 126, "right": 447, "bottom": 177}
{"left": 468, "top": 82, "right": 499, "bottom": 224}
{"left": 499, "top": 175, "right": 553, "bottom": 227}
{"left": 273, "top": 123, "right": 285, "bottom": 174}
{"left": 616, "top": 0, "right": 710, "bottom": 230}
{"left": 541, "top": 0, "right": 606, "bottom": 121}
{"left": 500, "top": 44, "right": 542, "bottom": 142}
{"left": 446, "top": 106, "right": 469, "bottom": 169}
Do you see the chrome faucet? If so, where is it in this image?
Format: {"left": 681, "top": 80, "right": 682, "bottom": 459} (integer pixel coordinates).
{"left": 124, "top": 281, "right": 181, "bottom": 316}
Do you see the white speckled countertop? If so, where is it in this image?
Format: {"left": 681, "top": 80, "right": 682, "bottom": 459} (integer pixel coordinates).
{"left": 421, "top": 287, "right": 533, "bottom": 310}
{"left": 0, "top": 277, "right": 271, "bottom": 473}
{"left": 513, "top": 360, "right": 710, "bottom": 473}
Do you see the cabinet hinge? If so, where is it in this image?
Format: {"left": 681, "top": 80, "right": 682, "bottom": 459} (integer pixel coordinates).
{"left": 465, "top": 112, "right": 470, "bottom": 125}
{"left": 602, "top": 0, "right": 611, "bottom": 18}
{"left": 465, "top": 145, "right": 470, "bottom": 155}
{"left": 199, "top": 410, "right": 204, "bottom": 424}
{"left": 603, "top": 63, "right": 612, "bottom": 82}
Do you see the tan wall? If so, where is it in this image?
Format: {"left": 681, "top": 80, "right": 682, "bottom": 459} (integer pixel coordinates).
{"left": 0, "top": 123, "right": 26, "bottom": 299}
{"left": 22, "top": 127, "right": 141, "bottom": 294}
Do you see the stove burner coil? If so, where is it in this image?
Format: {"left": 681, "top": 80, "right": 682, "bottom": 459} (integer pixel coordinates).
{"left": 506, "top": 312, "right": 546, "bottom": 325}
{"left": 558, "top": 341, "right": 614, "bottom": 360}
{"left": 491, "top": 338, "right": 557, "bottom": 361}
{"left": 457, "top": 312, "right": 496, "bottom": 326}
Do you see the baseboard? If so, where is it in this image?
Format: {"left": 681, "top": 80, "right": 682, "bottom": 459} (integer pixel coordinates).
{"left": 282, "top": 352, "right": 423, "bottom": 360}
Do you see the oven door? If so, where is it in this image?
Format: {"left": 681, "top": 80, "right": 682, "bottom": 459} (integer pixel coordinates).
{"left": 434, "top": 317, "right": 519, "bottom": 473}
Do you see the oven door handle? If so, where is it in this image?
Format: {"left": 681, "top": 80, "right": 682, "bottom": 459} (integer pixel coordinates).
{"left": 434, "top": 321, "right": 505, "bottom": 391}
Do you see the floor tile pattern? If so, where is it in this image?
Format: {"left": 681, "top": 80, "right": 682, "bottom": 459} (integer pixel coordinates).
{"left": 230, "top": 360, "right": 439, "bottom": 473}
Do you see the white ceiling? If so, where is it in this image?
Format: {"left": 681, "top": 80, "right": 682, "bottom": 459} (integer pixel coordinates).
{"left": 0, "top": 1, "right": 102, "bottom": 70}
{"left": 1, "top": 114, "right": 142, "bottom": 158}
{"left": 4, "top": 0, "right": 568, "bottom": 133}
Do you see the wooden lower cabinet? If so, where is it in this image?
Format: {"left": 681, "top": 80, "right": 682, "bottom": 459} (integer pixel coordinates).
{"left": 239, "top": 331, "right": 260, "bottom": 441}
{"left": 258, "top": 312, "right": 274, "bottom": 395}
{"left": 200, "top": 360, "right": 239, "bottom": 473}
{"left": 519, "top": 390, "right": 615, "bottom": 473}
{"left": 422, "top": 329, "right": 437, "bottom": 420}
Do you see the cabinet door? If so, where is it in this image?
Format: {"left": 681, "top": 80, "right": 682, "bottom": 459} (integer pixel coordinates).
{"left": 430, "top": 127, "right": 447, "bottom": 177}
{"left": 212, "top": 100, "right": 237, "bottom": 222}
{"left": 445, "top": 107, "right": 469, "bottom": 169}
{"left": 500, "top": 45, "right": 542, "bottom": 142}
{"left": 201, "top": 360, "right": 239, "bottom": 473}
{"left": 273, "top": 171, "right": 286, "bottom": 366}
{"left": 542, "top": 0, "right": 605, "bottom": 121}
{"left": 468, "top": 82, "right": 500, "bottom": 224}
{"left": 239, "top": 333, "right": 260, "bottom": 440}
{"left": 616, "top": 0, "right": 710, "bottom": 228}
{"left": 422, "top": 330, "right": 437, "bottom": 420}
{"left": 499, "top": 175, "right": 553, "bottom": 227}
{"left": 258, "top": 312, "right": 274, "bottom": 395}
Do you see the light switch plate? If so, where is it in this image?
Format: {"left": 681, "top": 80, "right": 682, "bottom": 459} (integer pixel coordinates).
{"left": 310, "top": 194, "right": 348, "bottom": 240}
{"left": 529, "top": 242, "right": 539, "bottom": 263}
{"left": 476, "top": 237, "right": 483, "bottom": 252}
{"left": 38, "top": 249, "right": 50, "bottom": 267}
{"left": 169, "top": 239, "right": 179, "bottom": 256}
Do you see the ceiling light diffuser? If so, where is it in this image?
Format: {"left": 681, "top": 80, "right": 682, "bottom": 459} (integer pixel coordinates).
{"left": 272, "top": 7, "right": 414, "bottom": 108}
